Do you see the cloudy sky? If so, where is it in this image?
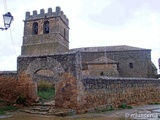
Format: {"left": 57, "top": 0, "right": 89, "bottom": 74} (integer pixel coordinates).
{"left": 0, "top": 0, "right": 160, "bottom": 72}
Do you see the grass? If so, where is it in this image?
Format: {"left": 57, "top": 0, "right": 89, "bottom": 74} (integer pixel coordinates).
{"left": 0, "top": 100, "right": 5, "bottom": 103}
{"left": 0, "top": 106, "right": 17, "bottom": 115}
{"left": 118, "top": 103, "right": 132, "bottom": 109}
{"left": 101, "top": 107, "right": 114, "bottom": 112}
{"left": 37, "top": 81, "right": 55, "bottom": 101}
{"left": 148, "top": 102, "right": 160, "bottom": 105}
{"left": 93, "top": 105, "right": 115, "bottom": 113}
{"left": 38, "top": 88, "right": 55, "bottom": 100}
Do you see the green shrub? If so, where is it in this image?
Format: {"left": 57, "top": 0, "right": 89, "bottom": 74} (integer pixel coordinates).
{"left": 101, "top": 107, "right": 114, "bottom": 112}
{"left": 109, "top": 106, "right": 114, "bottom": 111}
{"left": 0, "top": 111, "right": 5, "bottom": 115}
{"left": 0, "top": 100, "right": 5, "bottom": 103}
{"left": 16, "top": 96, "right": 26, "bottom": 105}
{"left": 96, "top": 106, "right": 114, "bottom": 113}
{"left": 119, "top": 103, "right": 127, "bottom": 109}
{"left": 127, "top": 106, "right": 132, "bottom": 109}
{"left": 148, "top": 102, "right": 160, "bottom": 105}
{"left": 119, "top": 103, "right": 132, "bottom": 109}
{"left": 0, "top": 106, "right": 17, "bottom": 115}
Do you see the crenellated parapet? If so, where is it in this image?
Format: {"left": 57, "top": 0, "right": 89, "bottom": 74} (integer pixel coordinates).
{"left": 25, "top": 6, "right": 69, "bottom": 25}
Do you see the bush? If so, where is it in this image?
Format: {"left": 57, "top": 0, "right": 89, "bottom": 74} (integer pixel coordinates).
{"left": 127, "top": 106, "right": 132, "bottom": 109}
{"left": 0, "top": 106, "right": 17, "bottom": 115}
{"left": 119, "top": 103, "right": 127, "bottom": 109}
{"left": 0, "top": 100, "right": 5, "bottom": 103}
{"left": 119, "top": 103, "right": 132, "bottom": 109}
{"left": 16, "top": 96, "right": 26, "bottom": 105}
{"left": 148, "top": 102, "right": 160, "bottom": 105}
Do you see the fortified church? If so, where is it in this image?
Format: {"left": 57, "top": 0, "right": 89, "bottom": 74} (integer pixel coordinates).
{"left": 0, "top": 6, "right": 159, "bottom": 112}
{"left": 21, "top": 6, "right": 157, "bottom": 81}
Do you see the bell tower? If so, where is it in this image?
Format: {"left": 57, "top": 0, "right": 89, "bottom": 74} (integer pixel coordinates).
{"left": 21, "top": 6, "right": 69, "bottom": 56}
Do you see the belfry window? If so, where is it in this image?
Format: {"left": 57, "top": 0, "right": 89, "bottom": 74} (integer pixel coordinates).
{"left": 44, "top": 21, "right": 49, "bottom": 34}
{"left": 33, "top": 22, "right": 38, "bottom": 35}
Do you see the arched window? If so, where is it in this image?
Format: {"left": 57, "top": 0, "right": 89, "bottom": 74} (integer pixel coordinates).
{"left": 43, "top": 21, "right": 49, "bottom": 34}
{"left": 33, "top": 22, "right": 38, "bottom": 35}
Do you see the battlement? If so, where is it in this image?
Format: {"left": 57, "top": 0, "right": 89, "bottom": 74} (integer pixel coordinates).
{"left": 25, "top": 6, "right": 69, "bottom": 25}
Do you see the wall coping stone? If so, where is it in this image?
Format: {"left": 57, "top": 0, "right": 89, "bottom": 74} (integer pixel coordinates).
{"left": 82, "top": 76, "right": 159, "bottom": 81}
{"left": 18, "top": 51, "right": 78, "bottom": 58}
{"left": 0, "top": 71, "right": 17, "bottom": 75}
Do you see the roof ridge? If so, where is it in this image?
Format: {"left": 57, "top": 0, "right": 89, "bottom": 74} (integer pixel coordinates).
{"left": 70, "top": 45, "right": 150, "bottom": 52}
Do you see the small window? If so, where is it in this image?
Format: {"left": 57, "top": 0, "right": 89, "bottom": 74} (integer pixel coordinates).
{"left": 129, "top": 63, "right": 133, "bottom": 68}
{"left": 44, "top": 21, "right": 49, "bottom": 34}
{"left": 64, "top": 28, "right": 66, "bottom": 38}
{"left": 33, "top": 22, "right": 38, "bottom": 35}
{"left": 117, "top": 63, "right": 119, "bottom": 68}
{"left": 100, "top": 72, "right": 104, "bottom": 76}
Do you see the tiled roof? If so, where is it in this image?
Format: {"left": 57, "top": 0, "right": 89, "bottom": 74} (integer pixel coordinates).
{"left": 87, "top": 56, "right": 118, "bottom": 64}
{"left": 70, "top": 45, "right": 150, "bottom": 52}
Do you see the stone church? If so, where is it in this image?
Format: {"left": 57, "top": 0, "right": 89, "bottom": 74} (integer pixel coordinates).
{"left": 1, "top": 6, "right": 160, "bottom": 112}
{"left": 19, "top": 6, "right": 157, "bottom": 82}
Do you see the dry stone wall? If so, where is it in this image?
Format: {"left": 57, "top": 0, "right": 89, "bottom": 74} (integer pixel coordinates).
{"left": 0, "top": 71, "right": 37, "bottom": 103}
{"left": 82, "top": 77, "right": 160, "bottom": 110}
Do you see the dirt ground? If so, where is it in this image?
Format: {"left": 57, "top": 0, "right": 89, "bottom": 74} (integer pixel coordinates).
{"left": 0, "top": 108, "right": 131, "bottom": 120}
{"left": 1, "top": 105, "right": 160, "bottom": 120}
{"left": 0, "top": 112, "right": 126, "bottom": 120}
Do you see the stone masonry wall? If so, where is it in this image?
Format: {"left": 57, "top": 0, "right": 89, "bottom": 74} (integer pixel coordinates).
{"left": 17, "top": 52, "right": 79, "bottom": 81}
{"left": 17, "top": 52, "right": 83, "bottom": 108}
{"left": 79, "top": 50, "right": 156, "bottom": 78}
{"left": 0, "top": 71, "right": 37, "bottom": 103}
{"left": 86, "top": 64, "right": 119, "bottom": 77}
{"left": 22, "top": 7, "right": 69, "bottom": 56}
{"left": 82, "top": 77, "right": 160, "bottom": 110}
{"left": 51, "top": 52, "right": 85, "bottom": 110}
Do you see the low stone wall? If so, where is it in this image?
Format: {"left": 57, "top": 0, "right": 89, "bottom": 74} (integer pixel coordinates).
{"left": 82, "top": 77, "right": 160, "bottom": 110}
{"left": 0, "top": 71, "right": 37, "bottom": 103}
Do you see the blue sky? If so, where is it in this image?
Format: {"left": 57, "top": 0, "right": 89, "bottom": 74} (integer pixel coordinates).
{"left": 0, "top": 0, "right": 160, "bottom": 72}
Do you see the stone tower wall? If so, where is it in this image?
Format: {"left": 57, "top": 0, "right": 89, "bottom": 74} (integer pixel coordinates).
{"left": 21, "top": 7, "right": 69, "bottom": 56}
{"left": 159, "top": 58, "right": 160, "bottom": 73}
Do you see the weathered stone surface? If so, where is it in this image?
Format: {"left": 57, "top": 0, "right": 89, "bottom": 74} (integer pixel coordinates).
{"left": 22, "top": 7, "right": 69, "bottom": 56}
{"left": 82, "top": 77, "right": 160, "bottom": 109}
{"left": 0, "top": 6, "right": 159, "bottom": 116}
{"left": 0, "top": 72, "right": 37, "bottom": 103}
{"left": 71, "top": 46, "right": 157, "bottom": 78}
{"left": 55, "top": 73, "right": 78, "bottom": 109}
{"left": 17, "top": 52, "right": 78, "bottom": 83}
